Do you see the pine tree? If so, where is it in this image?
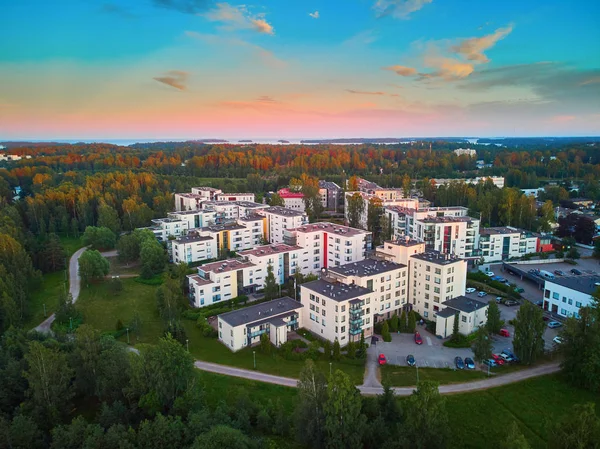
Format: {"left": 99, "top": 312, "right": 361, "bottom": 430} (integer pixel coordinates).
{"left": 408, "top": 310, "right": 417, "bottom": 333}
{"left": 264, "top": 263, "right": 278, "bottom": 300}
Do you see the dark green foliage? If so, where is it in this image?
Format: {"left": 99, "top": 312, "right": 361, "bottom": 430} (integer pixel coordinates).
{"left": 408, "top": 310, "right": 416, "bottom": 333}
{"left": 78, "top": 249, "right": 109, "bottom": 284}
{"left": 82, "top": 226, "right": 117, "bottom": 250}
{"left": 323, "top": 339, "right": 332, "bottom": 360}
{"left": 263, "top": 263, "right": 278, "bottom": 300}
{"left": 547, "top": 403, "right": 600, "bottom": 449}
{"left": 487, "top": 300, "right": 504, "bottom": 335}
{"left": 346, "top": 341, "right": 356, "bottom": 359}
{"left": 140, "top": 239, "right": 166, "bottom": 279}
{"left": 260, "top": 332, "right": 271, "bottom": 354}
{"left": 399, "top": 309, "right": 408, "bottom": 332}
{"left": 33, "top": 233, "right": 67, "bottom": 273}
{"left": 295, "top": 360, "right": 328, "bottom": 449}
{"left": 389, "top": 313, "right": 399, "bottom": 332}
{"left": 332, "top": 339, "right": 341, "bottom": 361}
{"left": 192, "top": 425, "right": 256, "bottom": 449}
{"left": 402, "top": 381, "right": 449, "bottom": 449}
{"left": 513, "top": 301, "right": 545, "bottom": 365}
{"left": 472, "top": 327, "right": 493, "bottom": 363}
{"left": 381, "top": 321, "right": 391, "bottom": 342}
{"left": 500, "top": 422, "right": 531, "bottom": 449}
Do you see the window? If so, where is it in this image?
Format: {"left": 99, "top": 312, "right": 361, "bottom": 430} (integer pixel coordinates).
{"left": 322, "top": 319, "right": 326, "bottom": 326}
{"left": 561, "top": 308, "right": 567, "bottom": 315}
{"left": 230, "top": 330, "right": 233, "bottom": 337}
{"left": 461, "top": 316, "right": 466, "bottom": 322}
{"left": 219, "top": 322, "right": 222, "bottom": 328}
{"left": 562, "top": 297, "right": 567, "bottom": 303}
{"left": 576, "top": 301, "right": 582, "bottom": 308}
{"left": 552, "top": 292, "right": 559, "bottom": 300}
{"left": 341, "top": 326, "right": 345, "bottom": 333}
{"left": 568, "top": 299, "right": 573, "bottom": 305}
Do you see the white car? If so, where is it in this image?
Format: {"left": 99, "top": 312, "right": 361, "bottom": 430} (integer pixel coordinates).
{"left": 466, "top": 287, "right": 476, "bottom": 294}
{"left": 553, "top": 336, "right": 563, "bottom": 345}
{"left": 484, "top": 271, "right": 495, "bottom": 277}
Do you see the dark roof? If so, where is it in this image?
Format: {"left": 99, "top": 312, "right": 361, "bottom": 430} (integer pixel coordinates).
{"left": 319, "top": 180, "right": 341, "bottom": 190}
{"left": 411, "top": 251, "right": 463, "bottom": 265}
{"left": 174, "top": 233, "right": 213, "bottom": 244}
{"left": 302, "top": 279, "right": 372, "bottom": 302}
{"left": 545, "top": 275, "right": 600, "bottom": 296}
{"left": 261, "top": 206, "right": 306, "bottom": 217}
{"left": 436, "top": 308, "right": 459, "bottom": 318}
{"left": 218, "top": 297, "right": 302, "bottom": 327}
{"left": 442, "top": 296, "right": 488, "bottom": 313}
{"left": 328, "top": 258, "right": 406, "bottom": 277}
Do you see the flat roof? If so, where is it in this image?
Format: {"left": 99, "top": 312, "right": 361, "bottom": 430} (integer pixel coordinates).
{"left": 411, "top": 251, "right": 463, "bottom": 265}
{"left": 216, "top": 192, "right": 254, "bottom": 196}
{"left": 218, "top": 296, "right": 302, "bottom": 327}
{"left": 187, "top": 274, "right": 214, "bottom": 286}
{"left": 239, "top": 243, "right": 302, "bottom": 257}
{"left": 238, "top": 214, "right": 264, "bottom": 222}
{"left": 436, "top": 308, "right": 459, "bottom": 318}
{"left": 170, "top": 209, "right": 212, "bottom": 216}
{"left": 278, "top": 188, "right": 305, "bottom": 198}
{"left": 175, "top": 193, "right": 204, "bottom": 198}
{"left": 442, "top": 296, "right": 488, "bottom": 313}
{"left": 234, "top": 201, "right": 265, "bottom": 208}
{"left": 383, "top": 238, "right": 424, "bottom": 247}
{"left": 260, "top": 206, "right": 306, "bottom": 217}
{"left": 193, "top": 186, "right": 220, "bottom": 191}
{"left": 174, "top": 233, "right": 213, "bottom": 244}
{"left": 418, "top": 216, "right": 474, "bottom": 224}
{"left": 200, "top": 223, "right": 246, "bottom": 232}
{"left": 291, "top": 222, "right": 369, "bottom": 237}
{"left": 302, "top": 279, "right": 372, "bottom": 302}
{"left": 199, "top": 259, "right": 255, "bottom": 274}
{"left": 328, "top": 258, "right": 406, "bottom": 277}
{"left": 546, "top": 275, "right": 600, "bottom": 296}
{"left": 319, "top": 180, "right": 341, "bottom": 190}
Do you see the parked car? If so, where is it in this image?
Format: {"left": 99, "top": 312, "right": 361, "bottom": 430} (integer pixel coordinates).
{"left": 477, "top": 291, "right": 488, "bottom": 297}
{"left": 535, "top": 300, "right": 544, "bottom": 307}
{"left": 406, "top": 354, "right": 416, "bottom": 366}
{"left": 504, "top": 300, "right": 519, "bottom": 307}
{"left": 466, "top": 287, "right": 476, "bottom": 294}
{"left": 492, "top": 276, "right": 506, "bottom": 283}
{"left": 491, "top": 354, "right": 506, "bottom": 365}
{"left": 455, "top": 356, "right": 465, "bottom": 370}
{"left": 554, "top": 270, "right": 565, "bottom": 276}
{"left": 548, "top": 321, "right": 562, "bottom": 329}
{"left": 571, "top": 269, "right": 582, "bottom": 275}
{"left": 464, "top": 357, "right": 475, "bottom": 369}
{"left": 514, "top": 287, "right": 525, "bottom": 293}
{"left": 495, "top": 296, "right": 503, "bottom": 303}
{"left": 414, "top": 332, "right": 423, "bottom": 345}
{"left": 501, "top": 349, "right": 519, "bottom": 363}
{"left": 542, "top": 316, "right": 550, "bottom": 322}
{"left": 499, "top": 328, "right": 510, "bottom": 337}
{"left": 378, "top": 354, "right": 387, "bottom": 365}
{"left": 483, "top": 359, "right": 497, "bottom": 367}
{"left": 484, "top": 271, "right": 494, "bottom": 277}
{"left": 553, "top": 336, "right": 563, "bottom": 345}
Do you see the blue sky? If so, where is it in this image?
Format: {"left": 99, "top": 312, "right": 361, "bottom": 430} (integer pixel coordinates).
{"left": 1, "top": 0, "right": 599, "bottom": 138}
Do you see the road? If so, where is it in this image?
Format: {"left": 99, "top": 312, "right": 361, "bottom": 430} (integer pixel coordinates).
{"left": 194, "top": 359, "right": 561, "bottom": 396}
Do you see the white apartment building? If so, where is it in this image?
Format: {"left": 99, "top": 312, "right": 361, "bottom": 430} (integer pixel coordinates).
{"left": 196, "top": 221, "right": 262, "bottom": 253}
{"left": 215, "top": 192, "right": 255, "bottom": 202}
{"left": 168, "top": 209, "right": 218, "bottom": 230}
{"left": 300, "top": 279, "right": 374, "bottom": 344}
{"left": 148, "top": 218, "right": 189, "bottom": 242}
{"left": 479, "top": 227, "right": 539, "bottom": 263}
{"left": 187, "top": 259, "right": 256, "bottom": 307}
{"left": 356, "top": 177, "right": 405, "bottom": 201}
{"left": 172, "top": 232, "right": 217, "bottom": 264}
{"left": 174, "top": 193, "right": 205, "bottom": 212}
{"left": 238, "top": 215, "right": 267, "bottom": 247}
{"left": 283, "top": 222, "right": 372, "bottom": 275}
{"left": 376, "top": 238, "right": 426, "bottom": 266}
{"left": 543, "top": 275, "right": 600, "bottom": 318}
{"left": 277, "top": 188, "right": 306, "bottom": 211}
{"left": 432, "top": 176, "right": 505, "bottom": 189}
{"left": 453, "top": 148, "right": 477, "bottom": 157}
{"left": 257, "top": 206, "right": 308, "bottom": 244}
{"left": 217, "top": 297, "right": 303, "bottom": 352}
{"left": 327, "top": 259, "right": 409, "bottom": 322}
{"left": 411, "top": 215, "right": 480, "bottom": 259}
{"left": 435, "top": 296, "right": 489, "bottom": 338}
{"left": 345, "top": 192, "right": 419, "bottom": 229}
{"left": 191, "top": 186, "right": 222, "bottom": 200}
{"left": 408, "top": 251, "right": 467, "bottom": 320}
{"left": 238, "top": 243, "right": 304, "bottom": 287}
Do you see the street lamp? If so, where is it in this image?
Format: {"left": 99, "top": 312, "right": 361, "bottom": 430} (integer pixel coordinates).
{"left": 329, "top": 362, "right": 332, "bottom": 376}
{"left": 126, "top": 328, "right": 130, "bottom": 345}
{"left": 69, "top": 317, "right": 73, "bottom": 331}
{"left": 253, "top": 351, "right": 256, "bottom": 370}
{"left": 186, "top": 339, "right": 189, "bottom": 352}
{"left": 416, "top": 364, "right": 419, "bottom": 384}
{"left": 43, "top": 303, "right": 46, "bottom": 318}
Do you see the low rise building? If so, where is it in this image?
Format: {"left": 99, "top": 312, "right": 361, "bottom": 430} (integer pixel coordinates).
{"left": 278, "top": 188, "right": 306, "bottom": 211}
{"left": 453, "top": 148, "right": 477, "bottom": 157}
{"left": 479, "top": 227, "right": 539, "bottom": 263}
{"left": 543, "top": 275, "right": 600, "bottom": 318}
{"left": 187, "top": 259, "right": 256, "bottom": 307}
{"left": 215, "top": 192, "right": 255, "bottom": 202}
{"left": 257, "top": 206, "right": 308, "bottom": 244}
{"left": 172, "top": 232, "right": 217, "bottom": 264}
{"left": 435, "top": 296, "right": 489, "bottom": 338}
{"left": 319, "top": 180, "right": 342, "bottom": 210}
{"left": 217, "top": 297, "right": 303, "bottom": 352}
{"left": 238, "top": 243, "right": 304, "bottom": 286}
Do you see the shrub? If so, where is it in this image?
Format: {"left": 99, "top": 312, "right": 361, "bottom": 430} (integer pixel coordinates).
{"left": 323, "top": 340, "right": 332, "bottom": 360}
{"left": 134, "top": 275, "right": 164, "bottom": 286}
{"left": 116, "top": 319, "right": 124, "bottom": 331}
{"left": 381, "top": 321, "right": 392, "bottom": 342}
{"left": 389, "top": 314, "right": 399, "bottom": 332}
{"left": 306, "top": 341, "right": 321, "bottom": 360}
{"left": 333, "top": 339, "right": 341, "bottom": 361}
{"left": 346, "top": 341, "right": 356, "bottom": 359}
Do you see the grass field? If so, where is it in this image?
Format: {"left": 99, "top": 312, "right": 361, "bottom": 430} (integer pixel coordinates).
{"left": 380, "top": 365, "right": 488, "bottom": 386}
{"left": 76, "top": 278, "right": 163, "bottom": 345}
{"left": 59, "top": 234, "right": 83, "bottom": 257}
{"left": 26, "top": 270, "right": 68, "bottom": 329}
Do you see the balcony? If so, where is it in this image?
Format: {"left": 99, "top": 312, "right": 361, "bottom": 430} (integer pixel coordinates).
{"left": 349, "top": 325, "right": 363, "bottom": 335}
{"left": 249, "top": 328, "right": 268, "bottom": 339}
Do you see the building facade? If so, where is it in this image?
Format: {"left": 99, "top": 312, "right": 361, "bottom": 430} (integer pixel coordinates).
{"left": 435, "top": 296, "right": 488, "bottom": 338}
{"left": 257, "top": 206, "right": 309, "bottom": 244}
{"left": 479, "top": 227, "right": 539, "bottom": 263}
{"left": 543, "top": 275, "right": 600, "bottom": 318}
{"left": 277, "top": 188, "right": 306, "bottom": 211}
{"left": 172, "top": 233, "right": 217, "bottom": 264}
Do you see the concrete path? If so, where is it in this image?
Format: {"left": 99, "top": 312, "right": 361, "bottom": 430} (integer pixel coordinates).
{"left": 194, "top": 358, "right": 560, "bottom": 396}
{"left": 363, "top": 345, "right": 383, "bottom": 388}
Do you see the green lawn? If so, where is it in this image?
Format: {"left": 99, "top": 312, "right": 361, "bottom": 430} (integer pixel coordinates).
{"left": 59, "top": 234, "right": 83, "bottom": 257}
{"left": 26, "top": 271, "right": 68, "bottom": 329}
{"left": 381, "top": 365, "right": 488, "bottom": 387}
{"left": 76, "top": 278, "right": 163, "bottom": 345}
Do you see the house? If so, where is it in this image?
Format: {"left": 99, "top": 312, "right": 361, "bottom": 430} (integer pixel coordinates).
{"left": 435, "top": 296, "right": 489, "bottom": 338}
{"left": 217, "top": 297, "right": 303, "bottom": 352}
{"left": 277, "top": 188, "right": 305, "bottom": 211}
{"left": 543, "top": 275, "right": 600, "bottom": 318}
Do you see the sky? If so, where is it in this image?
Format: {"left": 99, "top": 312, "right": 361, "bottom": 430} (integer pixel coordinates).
{"left": 1, "top": 0, "right": 599, "bottom": 140}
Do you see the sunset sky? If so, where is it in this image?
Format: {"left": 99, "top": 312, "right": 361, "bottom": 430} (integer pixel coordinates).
{"left": 1, "top": 0, "right": 599, "bottom": 139}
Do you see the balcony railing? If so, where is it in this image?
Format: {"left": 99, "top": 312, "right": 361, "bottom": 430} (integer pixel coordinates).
{"left": 249, "top": 329, "right": 268, "bottom": 339}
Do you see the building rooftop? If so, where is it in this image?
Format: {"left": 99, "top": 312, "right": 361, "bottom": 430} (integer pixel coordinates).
{"left": 302, "top": 279, "right": 372, "bottom": 302}
{"left": 328, "top": 258, "right": 406, "bottom": 277}
{"left": 169, "top": 209, "right": 211, "bottom": 216}
{"left": 436, "top": 307, "right": 459, "bottom": 318}
{"left": 234, "top": 201, "right": 265, "bottom": 208}
{"left": 198, "top": 259, "right": 256, "bottom": 274}
{"left": 260, "top": 206, "right": 306, "bottom": 217}
{"left": 411, "top": 251, "right": 463, "bottom": 265}
{"left": 175, "top": 193, "right": 204, "bottom": 199}
{"left": 152, "top": 218, "right": 185, "bottom": 224}
{"left": 200, "top": 222, "right": 246, "bottom": 232}
{"left": 239, "top": 243, "right": 302, "bottom": 258}
{"left": 291, "top": 222, "right": 369, "bottom": 237}
{"left": 174, "top": 233, "right": 213, "bottom": 244}
{"left": 187, "top": 274, "right": 214, "bottom": 286}
{"left": 319, "top": 180, "right": 341, "bottom": 190}
{"left": 238, "top": 214, "right": 264, "bottom": 222}
{"left": 419, "top": 216, "right": 474, "bottom": 224}
{"left": 546, "top": 275, "right": 600, "bottom": 296}
{"left": 218, "top": 296, "right": 302, "bottom": 327}
{"left": 442, "top": 296, "right": 488, "bottom": 313}
{"left": 480, "top": 226, "right": 540, "bottom": 238}
{"left": 193, "top": 187, "right": 220, "bottom": 192}
{"left": 383, "top": 237, "right": 424, "bottom": 247}
{"left": 278, "top": 188, "right": 305, "bottom": 199}
{"left": 216, "top": 192, "right": 254, "bottom": 197}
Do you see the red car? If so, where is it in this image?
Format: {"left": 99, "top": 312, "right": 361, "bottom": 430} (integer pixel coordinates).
{"left": 499, "top": 329, "right": 510, "bottom": 337}
{"left": 378, "top": 354, "right": 387, "bottom": 365}
{"left": 491, "top": 354, "right": 505, "bottom": 365}
{"left": 414, "top": 332, "right": 423, "bottom": 345}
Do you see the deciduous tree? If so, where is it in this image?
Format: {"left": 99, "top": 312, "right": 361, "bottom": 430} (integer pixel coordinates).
{"left": 402, "top": 381, "right": 449, "bottom": 449}
{"left": 296, "top": 360, "right": 328, "bottom": 449}
{"left": 513, "top": 301, "right": 545, "bottom": 365}
{"left": 78, "top": 249, "right": 109, "bottom": 285}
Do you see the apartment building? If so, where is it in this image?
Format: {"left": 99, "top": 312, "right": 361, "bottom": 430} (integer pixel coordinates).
{"left": 191, "top": 186, "right": 222, "bottom": 200}
{"left": 435, "top": 296, "right": 489, "bottom": 338}
{"left": 479, "top": 227, "right": 540, "bottom": 263}
{"left": 300, "top": 279, "right": 374, "bottom": 344}
{"left": 432, "top": 176, "right": 505, "bottom": 189}
{"left": 356, "top": 177, "right": 405, "bottom": 201}
{"left": 453, "top": 148, "right": 477, "bottom": 157}
{"left": 283, "top": 222, "right": 372, "bottom": 274}
{"left": 187, "top": 259, "right": 256, "bottom": 307}
{"left": 411, "top": 215, "right": 479, "bottom": 259}
{"left": 277, "top": 188, "right": 306, "bottom": 211}
{"left": 376, "top": 238, "right": 426, "bottom": 266}
{"left": 408, "top": 251, "right": 467, "bottom": 319}
{"left": 215, "top": 192, "right": 255, "bottom": 202}
{"left": 318, "top": 180, "right": 342, "bottom": 210}
{"left": 345, "top": 191, "right": 419, "bottom": 229}
{"left": 257, "top": 206, "right": 308, "bottom": 244}
{"left": 196, "top": 220, "right": 263, "bottom": 253}
{"left": 543, "top": 275, "right": 600, "bottom": 318}
{"left": 238, "top": 214, "right": 267, "bottom": 247}
{"left": 327, "top": 258, "right": 409, "bottom": 321}
{"left": 148, "top": 218, "right": 189, "bottom": 242}
{"left": 238, "top": 243, "right": 304, "bottom": 286}
{"left": 172, "top": 232, "right": 217, "bottom": 264}
{"left": 168, "top": 209, "right": 218, "bottom": 230}
{"left": 174, "top": 193, "right": 205, "bottom": 212}
{"left": 217, "top": 297, "right": 303, "bottom": 352}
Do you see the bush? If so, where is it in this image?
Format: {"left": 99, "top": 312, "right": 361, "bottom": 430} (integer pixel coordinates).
{"left": 564, "top": 259, "right": 578, "bottom": 265}
{"left": 443, "top": 334, "right": 475, "bottom": 348}
{"left": 323, "top": 340, "right": 332, "bottom": 360}
{"left": 408, "top": 311, "right": 417, "bottom": 333}
{"left": 425, "top": 320, "right": 436, "bottom": 334}
{"left": 306, "top": 341, "right": 321, "bottom": 360}
{"left": 333, "top": 339, "right": 341, "bottom": 361}
{"left": 381, "top": 321, "right": 392, "bottom": 342}
{"left": 134, "top": 275, "right": 164, "bottom": 285}
{"left": 116, "top": 319, "right": 124, "bottom": 331}
{"left": 346, "top": 341, "right": 356, "bottom": 359}
{"left": 374, "top": 321, "right": 383, "bottom": 335}
{"left": 389, "top": 314, "right": 399, "bottom": 332}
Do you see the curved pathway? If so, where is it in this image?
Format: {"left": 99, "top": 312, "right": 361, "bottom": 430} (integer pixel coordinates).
{"left": 195, "top": 359, "right": 561, "bottom": 396}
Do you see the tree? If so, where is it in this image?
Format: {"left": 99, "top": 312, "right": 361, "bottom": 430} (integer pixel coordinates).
{"left": 513, "top": 301, "right": 545, "bottom": 365}
{"left": 346, "top": 192, "right": 365, "bottom": 229}
{"left": 472, "top": 327, "right": 493, "bottom": 364}
{"left": 538, "top": 200, "right": 555, "bottom": 232}
{"left": 70, "top": 325, "right": 103, "bottom": 397}
{"left": 296, "top": 360, "right": 328, "bottom": 449}
{"left": 264, "top": 262, "right": 278, "bottom": 300}
{"left": 357, "top": 330, "right": 366, "bottom": 358}
{"left": 324, "top": 370, "right": 366, "bottom": 449}
{"left": 381, "top": 321, "right": 391, "bottom": 342}
{"left": 399, "top": 310, "right": 408, "bottom": 333}
{"left": 108, "top": 276, "right": 123, "bottom": 295}
{"left": 246, "top": 173, "right": 265, "bottom": 193}
{"left": 97, "top": 203, "right": 121, "bottom": 234}
{"left": 408, "top": 310, "right": 416, "bottom": 333}
{"left": 78, "top": 249, "right": 109, "bottom": 285}
{"left": 323, "top": 340, "right": 332, "bottom": 360}
{"left": 82, "top": 226, "right": 117, "bottom": 250}
{"left": 137, "top": 413, "right": 186, "bottom": 449}
{"left": 36, "top": 233, "right": 66, "bottom": 273}
{"left": 486, "top": 300, "right": 503, "bottom": 335}
{"left": 346, "top": 341, "right": 356, "bottom": 359}
{"left": 566, "top": 247, "right": 580, "bottom": 260}
{"left": 500, "top": 421, "right": 530, "bottom": 449}
{"left": 140, "top": 239, "right": 166, "bottom": 279}
{"left": 402, "top": 381, "right": 449, "bottom": 449}
{"left": 347, "top": 176, "right": 359, "bottom": 192}
{"left": 156, "top": 277, "right": 183, "bottom": 324}
{"left": 547, "top": 403, "right": 600, "bottom": 449}
{"left": 332, "top": 339, "right": 341, "bottom": 361}
{"left": 260, "top": 332, "right": 271, "bottom": 354}
{"left": 367, "top": 197, "right": 384, "bottom": 245}
{"left": 401, "top": 174, "right": 412, "bottom": 198}
{"left": 451, "top": 312, "right": 459, "bottom": 340}
{"left": 560, "top": 298, "right": 600, "bottom": 392}
{"left": 192, "top": 425, "right": 255, "bottom": 449}
{"left": 389, "top": 314, "right": 399, "bottom": 332}
{"left": 24, "top": 341, "right": 74, "bottom": 425}
{"left": 269, "top": 193, "right": 285, "bottom": 207}
{"left": 594, "top": 239, "right": 600, "bottom": 259}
